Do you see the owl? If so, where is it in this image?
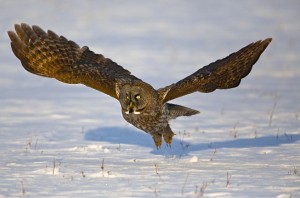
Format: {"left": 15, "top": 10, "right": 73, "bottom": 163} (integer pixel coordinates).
{"left": 8, "top": 23, "right": 272, "bottom": 148}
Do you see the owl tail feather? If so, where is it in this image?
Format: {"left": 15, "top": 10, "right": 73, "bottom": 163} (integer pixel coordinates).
{"left": 166, "top": 103, "right": 200, "bottom": 120}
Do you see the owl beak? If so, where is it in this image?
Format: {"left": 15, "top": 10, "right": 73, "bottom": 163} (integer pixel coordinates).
{"left": 124, "top": 101, "right": 143, "bottom": 115}
{"left": 124, "top": 101, "right": 134, "bottom": 114}
{"left": 128, "top": 101, "right": 134, "bottom": 114}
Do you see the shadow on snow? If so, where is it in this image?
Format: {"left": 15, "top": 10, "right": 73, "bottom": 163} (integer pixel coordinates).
{"left": 85, "top": 127, "right": 300, "bottom": 156}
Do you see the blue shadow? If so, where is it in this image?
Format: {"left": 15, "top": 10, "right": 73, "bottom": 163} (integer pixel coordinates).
{"left": 85, "top": 127, "right": 300, "bottom": 155}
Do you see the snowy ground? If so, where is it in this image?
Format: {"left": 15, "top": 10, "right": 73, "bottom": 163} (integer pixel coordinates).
{"left": 0, "top": 1, "right": 300, "bottom": 197}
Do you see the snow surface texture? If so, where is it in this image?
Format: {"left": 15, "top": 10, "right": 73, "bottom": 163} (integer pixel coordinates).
{"left": 0, "top": 1, "right": 299, "bottom": 197}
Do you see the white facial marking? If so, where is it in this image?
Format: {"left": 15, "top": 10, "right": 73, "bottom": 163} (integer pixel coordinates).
{"left": 133, "top": 111, "right": 141, "bottom": 115}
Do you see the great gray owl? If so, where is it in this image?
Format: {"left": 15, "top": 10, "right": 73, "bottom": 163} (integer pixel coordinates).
{"left": 8, "top": 23, "right": 272, "bottom": 148}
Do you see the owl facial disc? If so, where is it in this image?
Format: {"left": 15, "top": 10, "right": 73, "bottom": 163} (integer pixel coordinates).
{"left": 120, "top": 85, "right": 148, "bottom": 115}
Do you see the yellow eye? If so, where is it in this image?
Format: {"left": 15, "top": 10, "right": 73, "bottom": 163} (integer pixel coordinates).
{"left": 135, "top": 95, "right": 141, "bottom": 100}
{"left": 126, "top": 95, "right": 130, "bottom": 100}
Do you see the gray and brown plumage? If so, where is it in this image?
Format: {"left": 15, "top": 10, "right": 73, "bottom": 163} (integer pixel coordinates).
{"left": 8, "top": 23, "right": 272, "bottom": 148}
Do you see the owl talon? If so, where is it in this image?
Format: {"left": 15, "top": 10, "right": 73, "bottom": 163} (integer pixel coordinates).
{"left": 152, "top": 133, "right": 162, "bottom": 149}
{"left": 163, "top": 130, "right": 175, "bottom": 146}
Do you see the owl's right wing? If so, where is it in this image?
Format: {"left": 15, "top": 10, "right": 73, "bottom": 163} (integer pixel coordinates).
{"left": 8, "top": 23, "right": 141, "bottom": 99}
{"left": 158, "top": 38, "right": 272, "bottom": 103}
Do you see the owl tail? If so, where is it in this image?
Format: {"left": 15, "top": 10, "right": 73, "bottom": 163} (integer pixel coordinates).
{"left": 166, "top": 103, "right": 200, "bottom": 120}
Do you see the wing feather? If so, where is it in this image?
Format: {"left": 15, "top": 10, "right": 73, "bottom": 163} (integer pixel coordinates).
{"left": 158, "top": 38, "right": 272, "bottom": 103}
{"left": 8, "top": 23, "right": 140, "bottom": 99}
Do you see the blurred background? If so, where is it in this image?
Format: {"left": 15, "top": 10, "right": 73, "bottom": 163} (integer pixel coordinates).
{"left": 1, "top": 1, "right": 300, "bottom": 197}
{"left": 0, "top": 0, "right": 299, "bottom": 134}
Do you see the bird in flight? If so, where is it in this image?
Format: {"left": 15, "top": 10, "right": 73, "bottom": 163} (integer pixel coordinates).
{"left": 8, "top": 23, "right": 272, "bottom": 148}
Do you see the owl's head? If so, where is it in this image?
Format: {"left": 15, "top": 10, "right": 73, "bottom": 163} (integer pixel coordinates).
{"left": 117, "top": 83, "right": 157, "bottom": 115}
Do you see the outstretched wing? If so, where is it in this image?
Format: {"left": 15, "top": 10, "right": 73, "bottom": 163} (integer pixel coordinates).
{"left": 8, "top": 23, "right": 141, "bottom": 99}
{"left": 158, "top": 38, "right": 272, "bottom": 103}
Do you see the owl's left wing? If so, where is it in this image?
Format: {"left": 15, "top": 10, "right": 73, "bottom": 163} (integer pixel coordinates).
{"left": 158, "top": 38, "right": 272, "bottom": 103}
{"left": 8, "top": 23, "right": 141, "bottom": 100}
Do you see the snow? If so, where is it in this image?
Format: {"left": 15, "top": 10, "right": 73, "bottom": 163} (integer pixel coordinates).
{"left": 0, "top": 0, "right": 299, "bottom": 197}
